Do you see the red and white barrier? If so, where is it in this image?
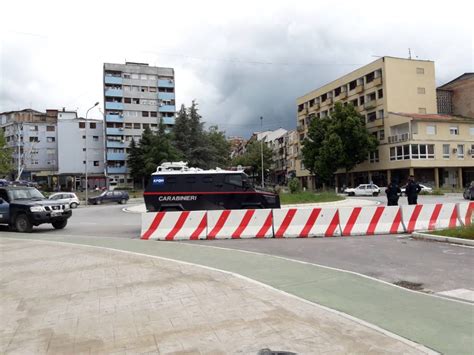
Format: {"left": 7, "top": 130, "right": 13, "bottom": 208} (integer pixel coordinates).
{"left": 402, "top": 203, "right": 459, "bottom": 233}
{"left": 141, "top": 211, "right": 207, "bottom": 240}
{"left": 272, "top": 207, "right": 340, "bottom": 238}
{"left": 457, "top": 202, "right": 474, "bottom": 226}
{"left": 338, "top": 206, "right": 404, "bottom": 236}
{"left": 207, "top": 209, "right": 273, "bottom": 239}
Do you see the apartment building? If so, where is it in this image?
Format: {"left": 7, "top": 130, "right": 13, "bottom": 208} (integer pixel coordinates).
{"left": 437, "top": 73, "right": 474, "bottom": 117}
{"left": 295, "top": 56, "right": 456, "bottom": 189}
{"left": 103, "top": 62, "right": 175, "bottom": 185}
{"left": 0, "top": 109, "right": 58, "bottom": 183}
{"left": 285, "top": 130, "right": 299, "bottom": 180}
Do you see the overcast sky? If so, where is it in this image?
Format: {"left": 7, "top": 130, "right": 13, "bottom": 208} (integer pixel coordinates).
{"left": 1, "top": 0, "right": 473, "bottom": 137}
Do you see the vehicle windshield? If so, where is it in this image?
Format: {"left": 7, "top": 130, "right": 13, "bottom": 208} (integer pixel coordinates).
{"left": 8, "top": 188, "right": 45, "bottom": 201}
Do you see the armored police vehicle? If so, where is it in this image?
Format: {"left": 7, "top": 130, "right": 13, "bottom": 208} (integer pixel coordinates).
{"left": 143, "top": 162, "right": 280, "bottom": 212}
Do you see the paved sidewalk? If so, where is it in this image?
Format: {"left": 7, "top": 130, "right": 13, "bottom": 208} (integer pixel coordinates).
{"left": 0, "top": 239, "right": 426, "bottom": 354}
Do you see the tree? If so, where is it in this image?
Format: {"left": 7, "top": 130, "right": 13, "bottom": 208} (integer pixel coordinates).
{"left": 127, "top": 138, "right": 145, "bottom": 187}
{"left": 0, "top": 129, "right": 13, "bottom": 177}
{"left": 173, "top": 104, "right": 191, "bottom": 158}
{"left": 232, "top": 140, "right": 273, "bottom": 185}
{"left": 205, "top": 125, "right": 231, "bottom": 169}
{"left": 302, "top": 102, "right": 378, "bottom": 185}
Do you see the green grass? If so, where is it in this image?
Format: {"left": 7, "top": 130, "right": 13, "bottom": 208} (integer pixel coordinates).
{"left": 428, "top": 225, "right": 474, "bottom": 239}
{"left": 280, "top": 191, "right": 344, "bottom": 205}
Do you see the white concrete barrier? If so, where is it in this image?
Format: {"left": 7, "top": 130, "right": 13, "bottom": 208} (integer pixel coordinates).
{"left": 141, "top": 211, "right": 207, "bottom": 240}
{"left": 338, "top": 206, "right": 404, "bottom": 236}
{"left": 272, "top": 207, "right": 341, "bottom": 238}
{"left": 206, "top": 209, "right": 273, "bottom": 239}
{"left": 401, "top": 203, "right": 460, "bottom": 233}
{"left": 457, "top": 202, "right": 474, "bottom": 226}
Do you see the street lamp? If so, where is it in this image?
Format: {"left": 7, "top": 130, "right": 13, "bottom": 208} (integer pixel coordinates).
{"left": 85, "top": 102, "right": 99, "bottom": 206}
{"left": 260, "top": 116, "right": 264, "bottom": 189}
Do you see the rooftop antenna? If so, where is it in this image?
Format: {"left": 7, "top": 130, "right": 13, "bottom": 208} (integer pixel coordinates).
{"left": 408, "top": 48, "right": 412, "bottom": 60}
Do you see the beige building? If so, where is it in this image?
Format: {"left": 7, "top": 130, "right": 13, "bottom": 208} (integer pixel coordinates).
{"left": 437, "top": 73, "right": 474, "bottom": 117}
{"left": 295, "top": 56, "right": 473, "bottom": 189}
{"left": 285, "top": 130, "right": 299, "bottom": 179}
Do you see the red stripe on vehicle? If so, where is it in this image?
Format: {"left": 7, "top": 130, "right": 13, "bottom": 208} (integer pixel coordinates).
{"left": 325, "top": 211, "right": 340, "bottom": 237}
{"left": 232, "top": 210, "right": 255, "bottom": 238}
{"left": 299, "top": 208, "right": 321, "bottom": 237}
{"left": 449, "top": 206, "right": 458, "bottom": 228}
{"left": 207, "top": 210, "right": 231, "bottom": 239}
{"left": 428, "top": 204, "right": 442, "bottom": 230}
{"left": 275, "top": 209, "right": 297, "bottom": 238}
{"left": 390, "top": 209, "right": 402, "bottom": 234}
{"left": 342, "top": 207, "right": 361, "bottom": 236}
{"left": 143, "top": 191, "right": 277, "bottom": 196}
{"left": 165, "top": 211, "right": 190, "bottom": 240}
{"left": 367, "top": 206, "right": 385, "bottom": 235}
{"left": 407, "top": 205, "right": 423, "bottom": 233}
{"left": 190, "top": 213, "right": 207, "bottom": 240}
{"left": 141, "top": 212, "right": 166, "bottom": 240}
{"left": 256, "top": 211, "right": 273, "bottom": 238}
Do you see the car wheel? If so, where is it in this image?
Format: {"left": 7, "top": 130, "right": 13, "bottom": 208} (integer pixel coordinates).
{"left": 52, "top": 220, "right": 68, "bottom": 229}
{"left": 70, "top": 202, "right": 78, "bottom": 209}
{"left": 349, "top": 192, "right": 355, "bottom": 196}
{"left": 96, "top": 200, "right": 102, "bottom": 205}
{"left": 373, "top": 192, "right": 379, "bottom": 197}
{"left": 119, "top": 198, "right": 127, "bottom": 204}
{"left": 15, "top": 214, "right": 32, "bottom": 233}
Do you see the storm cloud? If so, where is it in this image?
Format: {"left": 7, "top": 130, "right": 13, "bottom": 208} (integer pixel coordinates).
{"left": 1, "top": 0, "right": 472, "bottom": 137}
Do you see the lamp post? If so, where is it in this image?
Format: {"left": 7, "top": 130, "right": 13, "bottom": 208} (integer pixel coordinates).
{"left": 85, "top": 102, "right": 99, "bottom": 206}
{"left": 260, "top": 116, "right": 264, "bottom": 189}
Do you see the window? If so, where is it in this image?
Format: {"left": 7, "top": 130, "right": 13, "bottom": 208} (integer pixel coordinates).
{"left": 349, "top": 80, "right": 357, "bottom": 90}
{"left": 150, "top": 112, "right": 157, "bottom": 117}
{"left": 132, "top": 98, "right": 140, "bottom": 104}
{"left": 125, "top": 123, "right": 132, "bottom": 129}
{"left": 450, "top": 126, "right": 459, "bottom": 135}
{"left": 379, "top": 130, "right": 385, "bottom": 140}
{"left": 359, "top": 96, "right": 365, "bottom": 105}
{"left": 47, "top": 137, "right": 55, "bottom": 143}
{"left": 124, "top": 98, "right": 132, "bottom": 104}
{"left": 47, "top": 148, "right": 55, "bottom": 155}
{"left": 369, "top": 150, "right": 379, "bottom": 163}
{"left": 123, "top": 85, "right": 131, "bottom": 91}
{"left": 47, "top": 126, "right": 55, "bottom": 132}
{"left": 142, "top": 111, "right": 149, "bottom": 117}
{"left": 133, "top": 123, "right": 141, "bottom": 129}
{"left": 29, "top": 137, "right": 39, "bottom": 142}
{"left": 140, "top": 74, "right": 147, "bottom": 80}
{"left": 90, "top": 122, "right": 96, "bottom": 129}
{"left": 140, "top": 86, "right": 148, "bottom": 92}
{"left": 29, "top": 125, "right": 38, "bottom": 131}
{"left": 457, "top": 144, "right": 464, "bottom": 158}
{"left": 377, "top": 89, "right": 383, "bottom": 99}
{"left": 123, "top": 73, "right": 131, "bottom": 79}
{"left": 83, "top": 148, "right": 86, "bottom": 152}
{"left": 83, "top": 161, "right": 86, "bottom": 165}
{"left": 470, "top": 127, "right": 474, "bottom": 136}
{"left": 426, "top": 125, "right": 436, "bottom": 135}
{"left": 79, "top": 122, "right": 85, "bottom": 129}
{"left": 443, "top": 144, "right": 450, "bottom": 159}
{"left": 471, "top": 144, "right": 474, "bottom": 158}
{"left": 418, "top": 108, "right": 426, "bottom": 114}
{"left": 351, "top": 99, "right": 358, "bottom": 107}
{"left": 390, "top": 144, "right": 434, "bottom": 160}
{"left": 378, "top": 110, "right": 384, "bottom": 119}
{"left": 93, "top": 161, "right": 99, "bottom": 166}
{"left": 225, "top": 175, "right": 243, "bottom": 187}
{"left": 93, "top": 136, "right": 99, "bottom": 141}
{"left": 143, "top": 124, "right": 149, "bottom": 129}
{"left": 365, "top": 72, "right": 374, "bottom": 83}
{"left": 417, "top": 87, "right": 426, "bottom": 94}
{"left": 416, "top": 67, "right": 425, "bottom": 74}
{"left": 367, "top": 92, "right": 376, "bottom": 101}
{"left": 149, "top": 87, "right": 157, "bottom": 92}
{"left": 367, "top": 111, "right": 377, "bottom": 122}
{"left": 131, "top": 73, "right": 139, "bottom": 79}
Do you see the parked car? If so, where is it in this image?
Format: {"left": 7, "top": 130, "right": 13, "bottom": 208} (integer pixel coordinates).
{"left": 0, "top": 179, "right": 11, "bottom": 187}
{"left": 463, "top": 182, "right": 474, "bottom": 200}
{"left": 88, "top": 190, "right": 129, "bottom": 205}
{"left": 48, "top": 192, "right": 80, "bottom": 208}
{"left": 11, "top": 180, "right": 39, "bottom": 187}
{"left": 0, "top": 186, "right": 72, "bottom": 232}
{"left": 401, "top": 184, "right": 433, "bottom": 196}
{"left": 344, "top": 184, "right": 380, "bottom": 196}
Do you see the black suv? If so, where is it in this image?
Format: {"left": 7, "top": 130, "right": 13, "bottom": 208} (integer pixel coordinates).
{"left": 0, "top": 186, "right": 72, "bottom": 232}
{"left": 88, "top": 190, "right": 129, "bottom": 205}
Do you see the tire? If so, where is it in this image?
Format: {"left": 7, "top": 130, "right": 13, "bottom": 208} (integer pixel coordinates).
{"left": 373, "top": 192, "right": 379, "bottom": 197}
{"left": 349, "top": 192, "right": 355, "bottom": 196}
{"left": 119, "top": 199, "right": 127, "bottom": 204}
{"left": 15, "top": 214, "right": 32, "bottom": 233}
{"left": 70, "top": 202, "right": 78, "bottom": 209}
{"left": 96, "top": 200, "right": 102, "bottom": 205}
{"left": 52, "top": 220, "right": 67, "bottom": 229}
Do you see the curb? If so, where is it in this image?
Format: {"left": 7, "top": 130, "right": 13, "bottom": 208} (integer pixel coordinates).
{"left": 412, "top": 232, "right": 474, "bottom": 246}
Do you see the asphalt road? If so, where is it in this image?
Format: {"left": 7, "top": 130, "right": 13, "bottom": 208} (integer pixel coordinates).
{"left": 351, "top": 192, "right": 467, "bottom": 206}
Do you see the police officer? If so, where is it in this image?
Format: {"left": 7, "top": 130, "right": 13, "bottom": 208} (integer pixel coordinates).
{"left": 385, "top": 180, "right": 401, "bottom": 206}
{"left": 405, "top": 175, "right": 422, "bottom": 205}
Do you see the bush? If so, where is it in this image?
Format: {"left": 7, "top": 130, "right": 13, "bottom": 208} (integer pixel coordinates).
{"left": 288, "top": 178, "right": 301, "bottom": 194}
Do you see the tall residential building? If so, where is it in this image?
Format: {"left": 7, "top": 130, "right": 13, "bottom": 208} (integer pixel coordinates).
{"left": 437, "top": 73, "right": 474, "bottom": 117}
{"left": 103, "top": 62, "right": 175, "bottom": 186}
{"left": 295, "top": 56, "right": 473, "bottom": 189}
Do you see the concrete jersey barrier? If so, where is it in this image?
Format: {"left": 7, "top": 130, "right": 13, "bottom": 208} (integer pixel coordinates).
{"left": 338, "top": 206, "right": 403, "bottom": 236}
{"left": 401, "top": 203, "right": 459, "bottom": 233}
{"left": 141, "top": 211, "right": 207, "bottom": 240}
{"left": 206, "top": 209, "right": 273, "bottom": 239}
{"left": 457, "top": 201, "right": 473, "bottom": 226}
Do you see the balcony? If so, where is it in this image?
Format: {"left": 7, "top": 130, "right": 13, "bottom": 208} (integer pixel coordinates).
{"left": 297, "top": 125, "right": 305, "bottom": 132}
{"left": 388, "top": 133, "right": 412, "bottom": 144}
{"left": 366, "top": 118, "right": 384, "bottom": 128}
{"left": 107, "top": 166, "right": 127, "bottom": 174}
{"left": 104, "top": 76, "right": 122, "bottom": 85}
{"left": 161, "top": 116, "right": 175, "bottom": 125}
{"left": 364, "top": 101, "right": 377, "bottom": 110}
{"left": 107, "top": 140, "right": 125, "bottom": 148}
{"left": 105, "top": 88, "right": 123, "bottom": 97}
{"left": 158, "top": 79, "right": 174, "bottom": 88}
{"left": 105, "top": 102, "right": 123, "bottom": 110}
{"left": 373, "top": 76, "right": 383, "bottom": 86}
{"left": 106, "top": 114, "right": 124, "bottom": 123}
{"left": 353, "top": 85, "right": 364, "bottom": 94}
{"left": 107, "top": 152, "right": 127, "bottom": 161}
{"left": 337, "top": 92, "right": 348, "bottom": 100}
{"left": 158, "top": 92, "right": 175, "bottom": 100}
{"left": 106, "top": 127, "right": 124, "bottom": 135}
{"left": 159, "top": 105, "right": 176, "bottom": 113}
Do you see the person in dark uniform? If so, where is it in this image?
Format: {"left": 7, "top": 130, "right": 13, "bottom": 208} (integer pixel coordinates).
{"left": 405, "top": 175, "right": 422, "bottom": 205}
{"left": 385, "top": 180, "right": 401, "bottom": 206}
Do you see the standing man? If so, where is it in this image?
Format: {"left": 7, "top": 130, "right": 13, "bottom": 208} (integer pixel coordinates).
{"left": 406, "top": 175, "right": 422, "bottom": 205}
{"left": 385, "top": 179, "right": 401, "bottom": 206}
